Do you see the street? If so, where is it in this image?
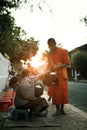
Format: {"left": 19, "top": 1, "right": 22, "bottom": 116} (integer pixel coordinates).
{"left": 44, "top": 81, "right": 87, "bottom": 113}
{"left": 68, "top": 81, "right": 87, "bottom": 113}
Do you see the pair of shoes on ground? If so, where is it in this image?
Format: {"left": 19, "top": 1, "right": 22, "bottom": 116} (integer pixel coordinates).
{"left": 52, "top": 110, "right": 67, "bottom": 116}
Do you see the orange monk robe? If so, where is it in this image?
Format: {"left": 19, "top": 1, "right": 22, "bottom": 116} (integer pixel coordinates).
{"left": 47, "top": 47, "right": 70, "bottom": 105}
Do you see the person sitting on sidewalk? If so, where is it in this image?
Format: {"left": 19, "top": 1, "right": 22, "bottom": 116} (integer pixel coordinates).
{"left": 14, "top": 69, "right": 49, "bottom": 118}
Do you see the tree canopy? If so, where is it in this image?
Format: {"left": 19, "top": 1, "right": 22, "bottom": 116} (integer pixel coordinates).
{"left": 72, "top": 53, "right": 87, "bottom": 78}
{"left": 0, "top": 0, "right": 39, "bottom": 65}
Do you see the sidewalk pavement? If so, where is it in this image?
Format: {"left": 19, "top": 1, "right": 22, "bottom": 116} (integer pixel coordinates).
{"left": 0, "top": 90, "right": 87, "bottom": 130}
{"left": 47, "top": 103, "right": 87, "bottom": 130}
{"left": 43, "top": 91, "right": 87, "bottom": 130}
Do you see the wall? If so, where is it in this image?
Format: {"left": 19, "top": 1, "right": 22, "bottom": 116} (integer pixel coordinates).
{"left": 0, "top": 53, "right": 11, "bottom": 92}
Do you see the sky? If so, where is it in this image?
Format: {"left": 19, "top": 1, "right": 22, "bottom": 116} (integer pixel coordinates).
{"left": 11, "top": 0, "right": 87, "bottom": 52}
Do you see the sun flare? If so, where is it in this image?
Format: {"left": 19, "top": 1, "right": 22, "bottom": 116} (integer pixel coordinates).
{"left": 29, "top": 53, "right": 44, "bottom": 68}
{"left": 26, "top": 52, "right": 48, "bottom": 73}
